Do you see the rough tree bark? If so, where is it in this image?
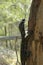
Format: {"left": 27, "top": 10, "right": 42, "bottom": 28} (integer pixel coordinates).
{"left": 27, "top": 0, "right": 41, "bottom": 65}
{"left": 19, "top": 0, "right": 43, "bottom": 65}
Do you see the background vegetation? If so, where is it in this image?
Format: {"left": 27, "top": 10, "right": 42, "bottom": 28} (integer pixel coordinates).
{"left": 0, "top": 0, "right": 32, "bottom": 65}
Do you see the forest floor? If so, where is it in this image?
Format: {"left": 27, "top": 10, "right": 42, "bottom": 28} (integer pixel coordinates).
{"left": 0, "top": 46, "right": 20, "bottom": 65}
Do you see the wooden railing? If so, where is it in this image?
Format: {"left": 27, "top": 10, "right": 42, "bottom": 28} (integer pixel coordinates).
{"left": 0, "top": 36, "right": 21, "bottom": 40}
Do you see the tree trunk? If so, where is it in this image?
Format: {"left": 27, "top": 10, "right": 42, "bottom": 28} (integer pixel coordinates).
{"left": 27, "top": 0, "right": 41, "bottom": 65}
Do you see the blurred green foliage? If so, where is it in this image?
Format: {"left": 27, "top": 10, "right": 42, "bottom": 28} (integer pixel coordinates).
{"left": 0, "top": 1, "right": 32, "bottom": 64}
{"left": 0, "top": 0, "right": 32, "bottom": 36}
